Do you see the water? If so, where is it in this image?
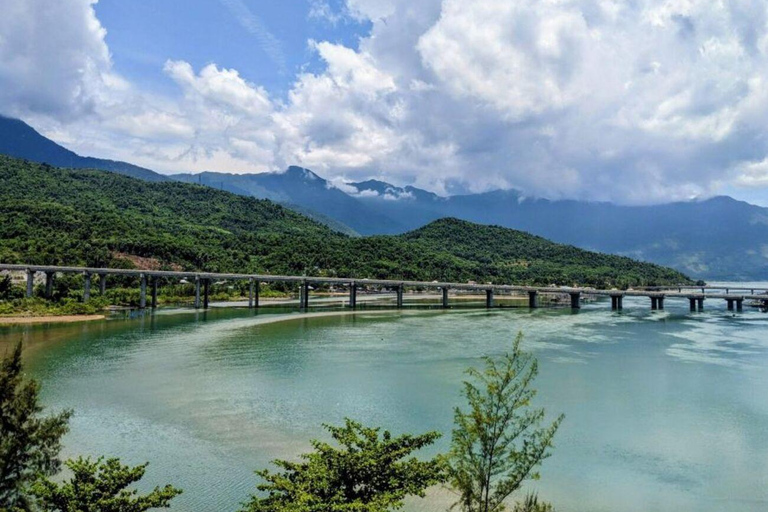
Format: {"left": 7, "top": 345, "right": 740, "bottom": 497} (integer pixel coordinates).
{"left": 2, "top": 296, "right": 768, "bottom": 512}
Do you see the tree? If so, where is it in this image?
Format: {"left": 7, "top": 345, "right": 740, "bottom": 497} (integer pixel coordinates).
{"left": 0, "top": 342, "right": 71, "bottom": 511}
{"left": 242, "top": 419, "right": 447, "bottom": 512}
{"left": 511, "top": 494, "right": 554, "bottom": 512}
{"left": 448, "top": 333, "right": 564, "bottom": 512}
{"left": 31, "top": 457, "right": 181, "bottom": 512}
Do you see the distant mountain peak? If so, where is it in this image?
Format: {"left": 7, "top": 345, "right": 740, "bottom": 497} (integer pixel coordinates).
{"left": 285, "top": 165, "right": 322, "bottom": 182}
{"left": 0, "top": 115, "right": 168, "bottom": 182}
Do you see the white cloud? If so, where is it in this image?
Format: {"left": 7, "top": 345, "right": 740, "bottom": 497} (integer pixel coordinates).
{"left": 733, "top": 158, "right": 768, "bottom": 188}
{"left": 0, "top": 0, "right": 111, "bottom": 119}
{"left": 3, "top": 0, "right": 768, "bottom": 202}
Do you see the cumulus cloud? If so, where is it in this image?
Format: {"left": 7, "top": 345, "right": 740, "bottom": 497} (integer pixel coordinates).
{"left": 3, "top": 0, "right": 768, "bottom": 202}
{"left": 0, "top": 0, "right": 111, "bottom": 119}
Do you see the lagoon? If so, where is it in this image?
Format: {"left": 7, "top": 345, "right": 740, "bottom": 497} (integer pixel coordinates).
{"left": 3, "top": 296, "right": 768, "bottom": 512}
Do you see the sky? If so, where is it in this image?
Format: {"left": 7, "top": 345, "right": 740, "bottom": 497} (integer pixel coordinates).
{"left": 2, "top": 0, "right": 768, "bottom": 205}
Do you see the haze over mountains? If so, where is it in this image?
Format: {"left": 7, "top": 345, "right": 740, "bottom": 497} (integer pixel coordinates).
{"left": 3, "top": 115, "right": 767, "bottom": 280}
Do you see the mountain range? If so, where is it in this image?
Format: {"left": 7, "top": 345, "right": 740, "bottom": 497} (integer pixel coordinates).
{"left": 0, "top": 155, "right": 687, "bottom": 288}
{"left": 2, "top": 115, "right": 766, "bottom": 280}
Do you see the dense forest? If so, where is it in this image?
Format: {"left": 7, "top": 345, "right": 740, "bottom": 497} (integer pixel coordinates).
{"left": 0, "top": 156, "right": 691, "bottom": 287}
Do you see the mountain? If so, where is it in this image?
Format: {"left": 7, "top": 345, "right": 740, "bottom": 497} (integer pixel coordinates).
{"left": 0, "top": 115, "right": 169, "bottom": 182}
{"left": 341, "top": 183, "right": 768, "bottom": 281}
{"left": 171, "top": 167, "right": 402, "bottom": 234}
{"left": 0, "top": 155, "right": 689, "bottom": 287}
{"left": 0, "top": 115, "right": 758, "bottom": 280}
{"left": 402, "top": 218, "right": 689, "bottom": 287}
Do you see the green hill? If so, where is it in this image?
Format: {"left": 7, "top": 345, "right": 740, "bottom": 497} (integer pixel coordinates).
{"left": 0, "top": 156, "right": 691, "bottom": 287}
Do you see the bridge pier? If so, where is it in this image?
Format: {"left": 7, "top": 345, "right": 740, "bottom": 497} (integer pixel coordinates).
{"left": 689, "top": 297, "right": 696, "bottom": 312}
{"left": 26, "top": 269, "right": 34, "bottom": 298}
{"left": 486, "top": 289, "right": 494, "bottom": 308}
{"left": 301, "top": 280, "right": 309, "bottom": 309}
{"left": 651, "top": 297, "right": 658, "bottom": 310}
{"left": 697, "top": 298, "right": 704, "bottom": 312}
{"left": 194, "top": 277, "right": 201, "bottom": 309}
{"left": 151, "top": 278, "right": 158, "bottom": 309}
{"left": 726, "top": 299, "right": 734, "bottom": 311}
{"left": 611, "top": 295, "right": 624, "bottom": 311}
{"left": 349, "top": 283, "right": 357, "bottom": 309}
{"left": 45, "top": 271, "right": 54, "bottom": 299}
{"left": 203, "top": 279, "right": 210, "bottom": 309}
{"left": 139, "top": 274, "right": 147, "bottom": 309}
{"left": 397, "top": 284, "right": 404, "bottom": 309}
{"left": 570, "top": 292, "right": 581, "bottom": 310}
{"left": 83, "top": 272, "right": 91, "bottom": 302}
{"left": 658, "top": 296, "right": 665, "bottom": 310}
{"left": 736, "top": 298, "right": 743, "bottom": 312}
{"left": 442, "top": 287, "right": 449, "bottom": 309}
{"left": 99, "top": 273, "right": 106, "bottom": 295}
{"left": 248, "top": 278, "right": 258, "bottom": 308}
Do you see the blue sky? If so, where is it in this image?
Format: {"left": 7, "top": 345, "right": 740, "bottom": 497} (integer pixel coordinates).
{"left": 2, "top": 0, "right": 768, "bottom": 206}
{"left": 94, "top": 0, "right": 368, "bottom": 98}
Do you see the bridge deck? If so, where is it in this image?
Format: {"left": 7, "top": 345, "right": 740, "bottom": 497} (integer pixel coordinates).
{"left": 2, "top": 263, "right": 767, "bottom": 302}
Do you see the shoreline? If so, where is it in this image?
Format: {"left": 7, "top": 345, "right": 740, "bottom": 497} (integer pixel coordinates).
{"left": 0, "top": 314, "right": 106, "bottom": 325}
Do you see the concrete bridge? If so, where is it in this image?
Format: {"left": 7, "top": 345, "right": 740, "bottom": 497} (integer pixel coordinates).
{"left": 2, "top": 264, "right": 767, "bottom": 313}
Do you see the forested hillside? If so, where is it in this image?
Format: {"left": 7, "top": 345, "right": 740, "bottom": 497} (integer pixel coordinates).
{"left": 0, "top": 156, "right": 691, "bottom": 287}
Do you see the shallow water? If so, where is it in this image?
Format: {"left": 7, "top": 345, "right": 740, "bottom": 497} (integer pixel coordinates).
{"left": 2, "top": 296, "right": 768, "bottom": 512}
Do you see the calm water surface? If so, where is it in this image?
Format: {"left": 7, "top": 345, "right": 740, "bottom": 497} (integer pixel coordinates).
{"left": 2, "top": 296, "right": 768, "bottom": 512}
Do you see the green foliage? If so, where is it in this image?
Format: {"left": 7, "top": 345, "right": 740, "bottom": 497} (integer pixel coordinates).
{"left": 402, "top": 218, "right": 690, "bottom": 288}
{"left": 242, "top": 419, "right": 446, "bottom": 512}
{"left": 0, "top": 343, "right": 72, "bottom": 511}
{"left": 0, "top": 156, "right": 691, "bottom": 287}
{"left": 31, "top": 457, "right": 181, "bottom": 512}
{"left": 0, "top": 276, "right": 23, "bottom": 301}
{"left": 0, "top": 297, "right": 108, "bottom": 317}
{"left": 448, "top": 333, "right": 564, "bottom": 512}
{"left": 511, "top": 494, "right": 554, "bottom": 512}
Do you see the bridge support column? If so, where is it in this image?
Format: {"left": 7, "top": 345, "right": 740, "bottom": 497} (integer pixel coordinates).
{"left": 151, "top": 278, "right": 158, "bottom": 309}
{"left": 248, "top": 279, "right": 255, "bottom": 308}
{"left": 442, "top": 287, "right": 449, "bottom": 309}
{"left": 203, "top": 279, "right": 210, "bottom": 309}
{"left": 301, "top": 281, "right": 309, "bottom": 309}
{"left": 194, "top": 277, "right": 201, "bottom": 309}
{"left": 689, "top": 298, "right": 696, "bottom": 312}
{"left": 570, "top": 292, "right": 581, "bottom": 310}
{"left": 651, "top": 297, "right": 658, "bottom": 310}
{"left": 726, "top": 299, "right": 734, "bottom": 311}
{"left": 349, "top": 283, "right": 357, "bottom": 309}
{"left": 736, "top": 299, "right": 743, "bottom": 312}
{"left": 486, "top": 289, "right": 494, "bottom": 309}
{"left": 611, "top": 295, "right": 624, "bottom": 311}
{"left": 697, "top": 298, "right": 704, "bottom": 312}
{"left": 139, "top": 274, "right": 147, "bottom": 309}
{"left": 45, "top": 272, "right": 54, "bottom": 299}
{"left": 99, "top": 274, "right": 107, "bottom": 295}
{"left": 397, "top": 284, "right": 404, "bottom": 309}
{"left": 658, "top": 296, "right": 665, "bottom": 310}
{"left": 83, "top": 272, "right": 91, "bottom": 302}
{"left": 528, "top": 291, "right": 539, "bottom": 309}
{"left": 26, "top": 269, "right": 34, "bottom": 298}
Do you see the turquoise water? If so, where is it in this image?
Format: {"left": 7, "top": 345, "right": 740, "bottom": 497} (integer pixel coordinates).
{"left": 2, "top": 296, "right": 768, "bottom": 512}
